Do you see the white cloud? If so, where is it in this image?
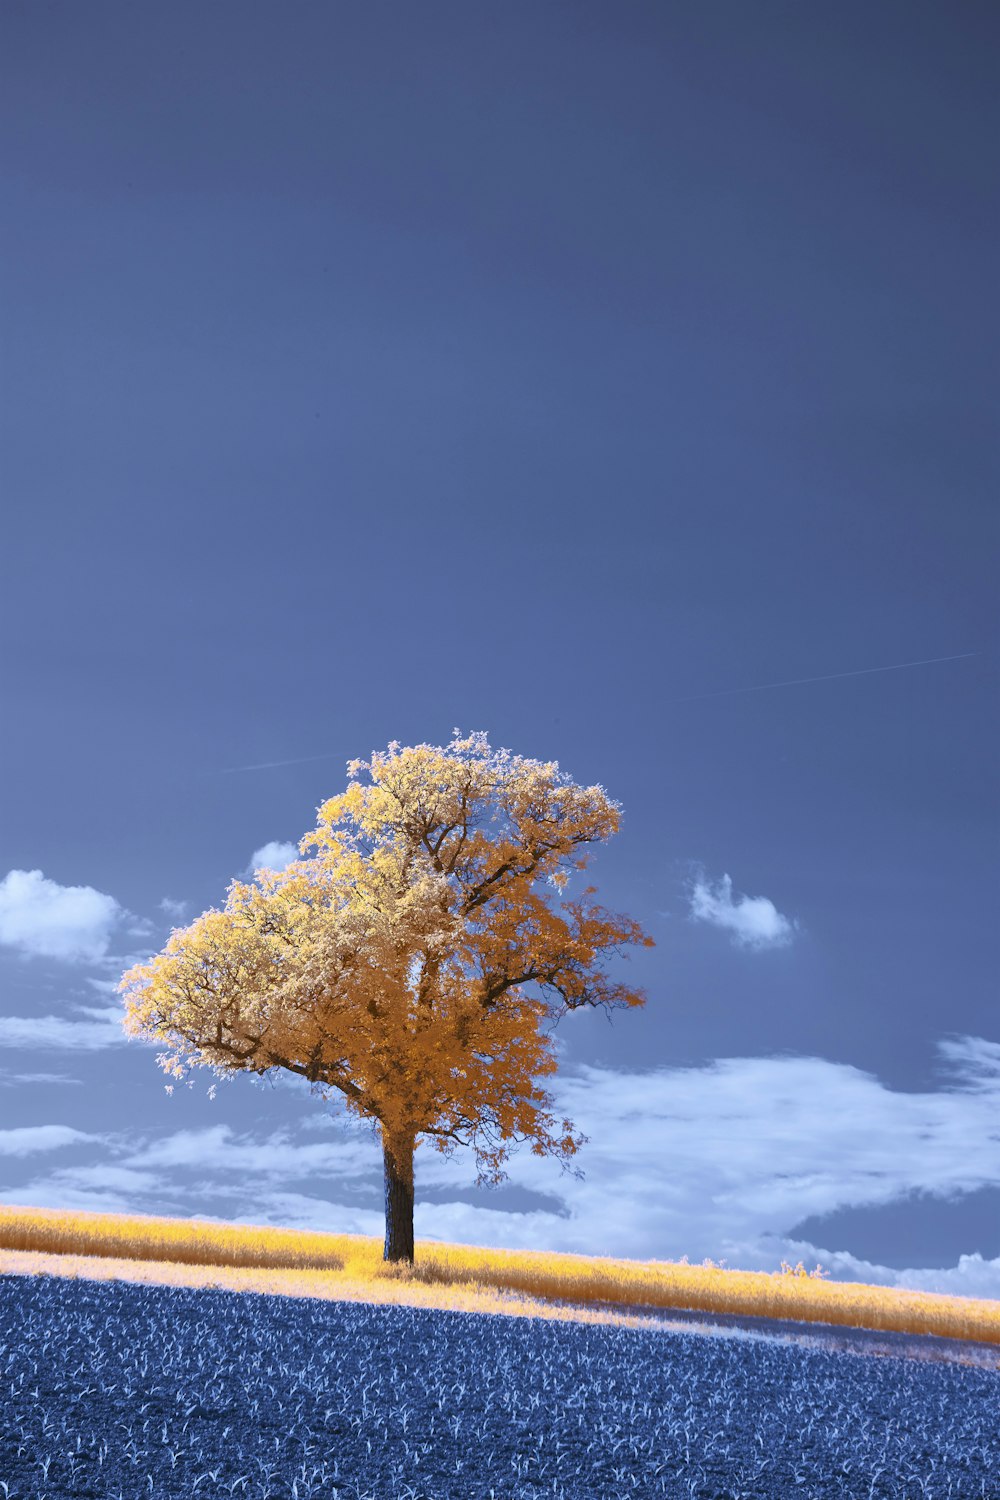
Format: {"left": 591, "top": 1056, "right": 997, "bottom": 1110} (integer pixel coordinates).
{"left": 126, "top": 1123, "right": 380, "bottom": 1181}
{"left": 0, "top": 1006, "right": 125, "bottom": 1050}
{"left": 937, "top": 1034, "right": 1000, "bottom": 1092}
{"left": 47, "top": 1164, "right": 161, "bottom": 1194}
{"left": 0, "top": 869, "right": 125, "bottom": 963}
{"left": 0, "top": 1164, "right": 164, "bottom": 1216}
{"left": 895, "top": 1252, "right": 1000, "bottom": 1299}
{"left": 246, "top": 842, "right": 299, "bottom": 876}
{"left": 227, "top": 1191, "right": 383, "bottom": 1239}
{"left": 158, "top": 897, "right": 189, "bottom": 921}
{"left": 2, "top": 1123, "right": 384, "bottom": 1232}
{"left": 0, "top": 1072, "right": 84, "bottom": 1088}
{"left": 690, "top": 872, "right": 795, "bottom": 950}
{"left": 735, "top": 1237, "right": 1000, "bottom": 1302}
{"left": 751, "top": 1238, "right": 1000, "bottom": 1299}
{"left": 85, "top": 978, "right": 121, "bottom": 996}
{"left": 75, "top": 1003, "right": 126, "bottom": 1022}
{"left": 0, "top": 1125, "right": 96, "bottom": 1156}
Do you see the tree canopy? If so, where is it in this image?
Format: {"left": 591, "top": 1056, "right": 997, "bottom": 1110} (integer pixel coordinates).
{"left": 119, "top": 732, "right": 654, "bottom": 1260}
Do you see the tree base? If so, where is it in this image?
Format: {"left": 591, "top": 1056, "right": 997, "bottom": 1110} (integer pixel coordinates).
{"left": 383, "top": 1133, "right": 415, "bottom": 1263}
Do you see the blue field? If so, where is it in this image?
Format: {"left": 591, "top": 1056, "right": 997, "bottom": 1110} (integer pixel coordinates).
{"left": 0, "top": 1274, "right": 996, "bottom": 1498}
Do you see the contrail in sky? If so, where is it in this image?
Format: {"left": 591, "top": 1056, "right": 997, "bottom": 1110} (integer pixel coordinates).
{"left": 672, "top": 651, "right": 979, "bottom": 703}
{"left": 218, "top": 751, "right": 346, "bottom": 774}
{"left": 214, "top": 652, "right": 980, "bottom": 768}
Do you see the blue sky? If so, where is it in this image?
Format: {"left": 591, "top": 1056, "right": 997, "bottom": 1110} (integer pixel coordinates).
{"left": 1, "top": 1, "right": 997, "bottom": 1294}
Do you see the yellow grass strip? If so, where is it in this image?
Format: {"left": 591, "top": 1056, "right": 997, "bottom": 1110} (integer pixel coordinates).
{"left": 0, "top": 1247, "right": 693, "bottom": 1335}
{"left": 394, "top": 1241, "right": 1000, "bottom": 1347}
{"left": 1, "top": 1204, "right": 998, "bottom": 1348}
{"left": 0, "top": 1203, "right": 345, "bottom": 1271}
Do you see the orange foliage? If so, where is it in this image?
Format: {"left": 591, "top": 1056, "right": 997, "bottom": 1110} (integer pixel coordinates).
{"left": 119, "top": 733, "right": 652, "bottom": 1231}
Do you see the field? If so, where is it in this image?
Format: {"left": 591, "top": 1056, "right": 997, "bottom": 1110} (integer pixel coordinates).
{"left": 0, "top": 1207, "right": 998, "bottom": 1498}
{"left": 1, "top": 1273, "right": 998, "bottom": 1499}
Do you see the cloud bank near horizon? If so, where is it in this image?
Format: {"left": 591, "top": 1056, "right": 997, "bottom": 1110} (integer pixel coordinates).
{"left": 5, "top": 1036, "right": 999, "bottom": 1297}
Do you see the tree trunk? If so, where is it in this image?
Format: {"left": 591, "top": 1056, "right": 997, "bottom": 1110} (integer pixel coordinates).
{"left": 382, "top": 1130, "right": 415, "bottom": 1263}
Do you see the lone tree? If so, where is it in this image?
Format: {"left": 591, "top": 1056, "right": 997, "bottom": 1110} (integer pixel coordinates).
{"left": 119, "top": 732, "right": 653, "bottom": 1262}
